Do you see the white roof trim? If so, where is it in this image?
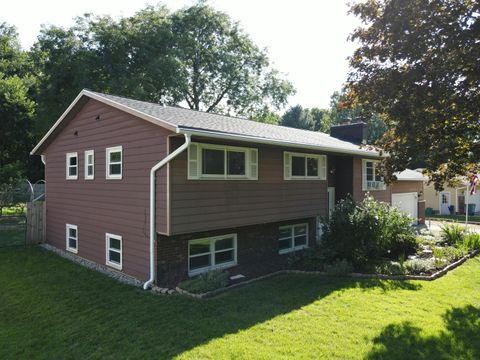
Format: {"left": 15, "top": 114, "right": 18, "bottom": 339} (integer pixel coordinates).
{"left": 177, "top": 127, "right": 383, "bottom": 158}
{"left": 31, "top": 89, "right": 177, "bottom": 155}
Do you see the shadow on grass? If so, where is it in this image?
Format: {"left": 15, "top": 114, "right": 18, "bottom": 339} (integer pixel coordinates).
{"left": 367, "top": 305, "right": 480, "bottom": 359}
{"left": 0, "top": 247, "right": 422, "bottom": 359}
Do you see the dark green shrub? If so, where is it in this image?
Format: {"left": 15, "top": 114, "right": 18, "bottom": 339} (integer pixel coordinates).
{"left": 321, "top": 195, "right": 416, "bottom": 269}
{"left": 374, "top": 261, "right": 404, "bottom": 275}
{"left": 324, "top": 259, "right": 353, "bottom": 276}
{"left": 177, "top": 269, "right": 229, "bottom": 294}
{"left": 287, "top": 246, "right": 335, "bottom": 271}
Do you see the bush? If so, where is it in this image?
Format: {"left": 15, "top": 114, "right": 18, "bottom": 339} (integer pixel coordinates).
{"left": 433, "top": 246, "right": 466, "bottom": 264}
{"left": 440, "top": 223, "right": 465, "bottom": 246}
{"left": 404, "top": 258, "right": 435, "bottom": 275}
{"left": 177, "top": 269, "right": 229, "bottom": 294}
{"left": 287, "top": 246, "right": 335, "bottom": 271}
{"left": 462, "top": 233, "right": 480, "bottom": 251}
{"left": 321, "top": 195, "right": 416, "bottom": 269}
{"left": 374, "top": 261, "right": 405, "bottom": 275}
{"left": 324, "top": 259, "right": 353, "bottom": 276}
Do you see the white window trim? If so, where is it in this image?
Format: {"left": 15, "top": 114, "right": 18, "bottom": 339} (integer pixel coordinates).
{"left": 278, "top": 223, "right": 309, "bottom": 254}
{"left": 362, "top": 159, "right": 386, "bottom": 191}
{"left": 105, "top": 233, "right": 122, "bottom": 270}
{"left": 284, "top": 152, "right": 327, "bottom": 180}
{"left": 188, "top": 142, "right": 258, "bottom": 180}
{"left": 65, "top": 224, "right": 78, "bottom": 254}
{"left": 66, "top": 152, "right": 78, "bottom": 180}
{"left": 84, "top": 150, "right": 94, "bottom": 180}
{"left": 106, "top": 146, "right": 123, "bottom": 180}
{"left": 188, "top": 233, "right": 237, "bottom": 276}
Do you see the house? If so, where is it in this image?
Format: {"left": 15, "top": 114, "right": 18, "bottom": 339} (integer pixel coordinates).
{"left": 31, "top": 90, "right": 424, "bottom": 288}
{"left": 423, "top": 177, "right": 479, "bottom": 215}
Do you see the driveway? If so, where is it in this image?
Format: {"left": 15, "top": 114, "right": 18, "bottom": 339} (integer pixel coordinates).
{"left": 418, "top": 220, "right": 480, "bottom": 234}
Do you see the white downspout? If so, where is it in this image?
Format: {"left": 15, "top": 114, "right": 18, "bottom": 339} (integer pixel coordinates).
{"left": 143, "top": 133, "right": 191, "bottom": 290}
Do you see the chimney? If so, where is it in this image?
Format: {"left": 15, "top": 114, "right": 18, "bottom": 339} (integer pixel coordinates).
{"left": 330, "top": 122, "right": 368, "bottom": 144}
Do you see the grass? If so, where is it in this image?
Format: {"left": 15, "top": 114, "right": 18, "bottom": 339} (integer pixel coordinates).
{"left": 0, "top": 247, "right": 479, "bottom": 359}
{"left": 427, "top": 214, "right": 480, "bottom": 223}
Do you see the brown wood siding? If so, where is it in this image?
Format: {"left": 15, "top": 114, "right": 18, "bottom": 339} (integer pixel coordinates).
{"left": 352, "top": 157, "right": 392, "bottom": 203}
{"left": 169, "top": 140, "right": 328, "bottom": 235}
{"left": 43, "top": 99, "right": 173, "bottom": 280}
{"left": 391, "top": 180, "right": 424, "bottom": 201}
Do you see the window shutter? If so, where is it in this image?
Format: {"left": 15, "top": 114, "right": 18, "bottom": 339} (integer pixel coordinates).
{"left": 188, "top": 144, "right": 200, "bottom": 179}
{"left": 284, "top": 152, "right": 291, "bottom": 180}
{"left": 319, "top": 155, "right": 327, "bottom": 180}
{"left": 249, "top": 149, "right": 258, "bottom": 180}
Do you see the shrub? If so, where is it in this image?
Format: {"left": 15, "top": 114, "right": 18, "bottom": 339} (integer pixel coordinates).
{"left": 177, "top": 269, "right": 229, "bottom": 294}
{"left": 404, "top": 258, "right": 435, "bottom": 275}
{"left": 462, "top": 233, "right": 480, "bottom": 251}
{"left": 287, "top": 246, "right": 335, "bottom": 271}
{"left": 440, "top": 223, "right": 465, "bottom": 246}
{"left": 433, "top": 246, "right": 466, "bottom": 264}
{"left": 374, "top": 261, "right": 404, "bottom": 275}
{"left": 324, "top": 259, "right": 353, "bottom": 276}
{"left": 321, "top": 195, "right": 416, "bottom": 269}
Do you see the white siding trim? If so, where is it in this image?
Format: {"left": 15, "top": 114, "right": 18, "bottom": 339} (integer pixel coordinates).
{"left": 283, "top": 152, "right": 326, "bottom": 180}
{"left": 362, "top": 159, "right": 386, "bottom": 191}
{"left": 65, "top": 224, "right": 78, "bottom": 254}
{"left": 66, "top": 152, "right": 78, "bottom": 180}
{"left": 278, "top": 223, "right": 309, "bottom": 254}
{"left": 188, "top": 233, "right": 237, "bottom": 276}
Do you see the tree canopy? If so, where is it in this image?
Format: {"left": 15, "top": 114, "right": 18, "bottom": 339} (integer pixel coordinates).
{"left": 32, "top": 4, "right": 295, "bottom": 136}
{"left": 347, "top": 0, "right": 480, "bottom": 188}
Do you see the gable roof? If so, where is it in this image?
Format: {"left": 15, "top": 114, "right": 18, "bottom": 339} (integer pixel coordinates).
{"left": 31, "top": 89, "right": 382, "bottom": 157}
{"left": 394, "top": 169, "right": 427, "bottom": 181}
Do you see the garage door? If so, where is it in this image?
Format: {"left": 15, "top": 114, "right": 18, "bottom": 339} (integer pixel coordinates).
{"left": 392, "top": 192, "right": 418, "bottom": 225}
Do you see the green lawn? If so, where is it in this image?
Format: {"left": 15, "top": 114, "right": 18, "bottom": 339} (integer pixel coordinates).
{"left": 1, "top": 247, "right": 479, "bottom": 359}
{"left": 427, "top": 214, "right": 480, "bottom": 223}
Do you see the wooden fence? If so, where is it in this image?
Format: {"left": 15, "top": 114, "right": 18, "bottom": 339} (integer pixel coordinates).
{"left": 26, "top": 201, "right": 46, "bottom": 244}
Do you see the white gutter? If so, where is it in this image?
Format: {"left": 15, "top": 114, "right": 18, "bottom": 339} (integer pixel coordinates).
{"left": 177, "top": 128, "right": 385, "bottom": 158}
{"left": 143, "top": 133, "right": 191, "bottom": 290}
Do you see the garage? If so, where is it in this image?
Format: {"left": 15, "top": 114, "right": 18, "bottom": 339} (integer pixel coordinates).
{"left": 392, "top": 192, "right": 418, "bottom": 225}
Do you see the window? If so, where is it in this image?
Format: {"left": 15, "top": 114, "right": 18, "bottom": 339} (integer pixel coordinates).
{"left": 362, "top": 159, "right": 386, "bottom": 191}
{"left": 188, "top": 143, "right": 258, "bottom": 180}
{"left": 284, "top": 152, "right": 326, "bottom": 180}
{"left": 188, "top": 234, "right": 237, "bottom": 275}
{"left": 85, "top": 150, "right": 94, "bottom": 180}
{"left": 106, "top": 146, "right": 122, "bottom": 179}
{"left": 66, "top": 224, "right": 78, "bottom": 254}
{"left": 66, "top": 152, "right": 78, "bottom": 180}
{"left": 278, "top": 223, "right": 309, "bottom": 254}
{"left": 106, "top": 233, "right": 122, "bottom": 270}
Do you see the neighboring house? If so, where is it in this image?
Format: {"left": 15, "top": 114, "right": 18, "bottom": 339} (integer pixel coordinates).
{"left": 423, "top": 177, "right": 479, "bottom": 215}
{"left": 31, "top": 90, "right": 424, "bottom": 287}
{"left": 390, "top": 169, "right": 426, "bottom": 225}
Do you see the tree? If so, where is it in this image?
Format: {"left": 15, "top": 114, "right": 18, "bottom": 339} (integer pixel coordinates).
{"left": 170, "top": 4, "right": 294, "bottom": 115}
{"left": 311, "top": 108, "right": 332, "bottom": 132}
{"left": 32, "top": 4, "right": 295, "bottom": 136}
{"left": 347, "top": 0, "right": 480, "bottom": 188}
{"left": 280, "top": 105, "right": 315, "bottom": 130}
{"left": 0, "top": 23, "right": 38, "bottom": 184}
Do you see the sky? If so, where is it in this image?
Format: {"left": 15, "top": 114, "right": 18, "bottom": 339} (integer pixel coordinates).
{"left": 1, "top": 0, "right": 361, "bottom": 109}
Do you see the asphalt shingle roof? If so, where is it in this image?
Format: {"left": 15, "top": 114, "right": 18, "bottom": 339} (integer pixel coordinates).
{"left": 87, "top": 91, "right": 379, "bottom": 156}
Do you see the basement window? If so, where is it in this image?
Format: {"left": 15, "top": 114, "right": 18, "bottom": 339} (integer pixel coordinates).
{"left": 106, "top": 146, "right": 122, "bottom": 180}
{"left": 106, "top": 233, "right": 122, "bottom": 270}
{"left": 66, "top": 224, "right": 78, "bottom": 254}
{"left": 66, "top": 152, "right": 78, "bottom": 180}
{"left": 188, "top": 234, "right": 237, "bottom": 275}
{"left": 278, "top": 223, "right": 309, "bottom": 254}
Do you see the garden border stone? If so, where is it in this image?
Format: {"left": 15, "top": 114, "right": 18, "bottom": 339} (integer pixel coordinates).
{"left": 176, "top": 250, "right": 479, "bottom": 299}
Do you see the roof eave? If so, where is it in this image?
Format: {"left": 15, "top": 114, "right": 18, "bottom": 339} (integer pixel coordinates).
{"left": 177, "top": 127, "right": 384, "bottom": 158}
